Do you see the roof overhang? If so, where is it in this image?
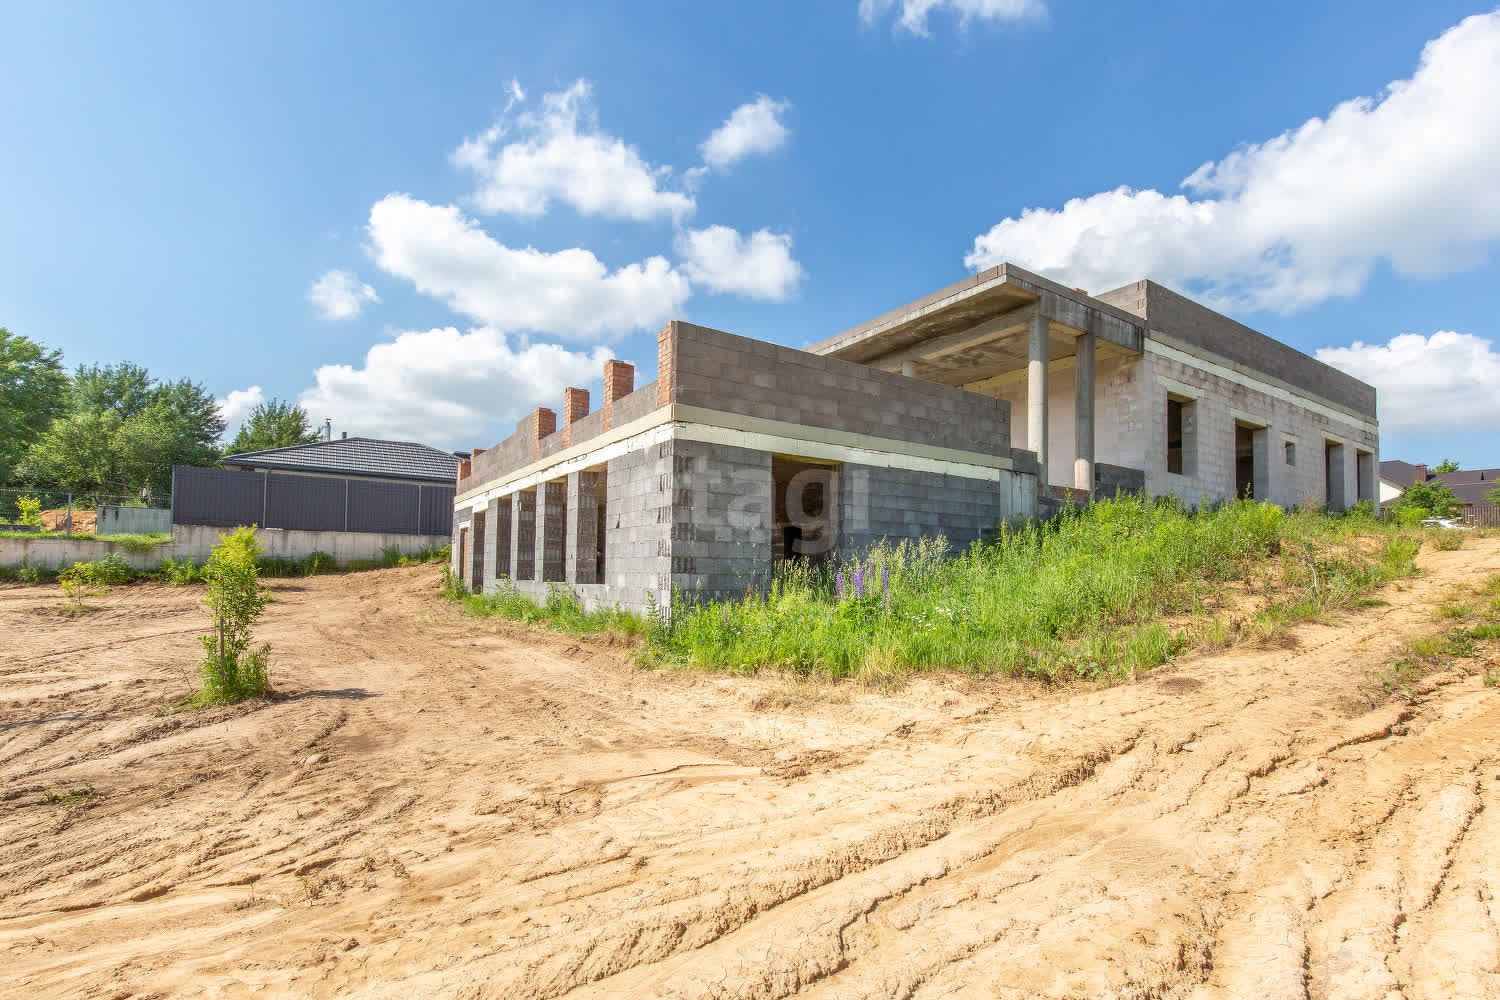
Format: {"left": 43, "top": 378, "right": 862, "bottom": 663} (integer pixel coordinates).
{"left": 807, "top": 262, "right": 1146, "bottom": 389}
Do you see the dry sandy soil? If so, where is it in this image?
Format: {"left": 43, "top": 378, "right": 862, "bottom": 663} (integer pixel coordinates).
{"left": 2, "top": 538, "right": 1499, "bottom": 999}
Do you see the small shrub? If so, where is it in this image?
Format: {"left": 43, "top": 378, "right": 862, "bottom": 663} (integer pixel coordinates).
{"left": 60, "top": 553, "right": 133, "bottom": 587}
{"left": 194, "top": 526, "right": 271, "bottom": 706}
{"left": 19, "top": 556, "right": 40, "bottom": 585}
{"left": 155, "top": 556, "right": 202, "bottom": 586}
{"left": 16, "top": 495, "right": 42, "bottom": 526}
{"left": 1437, "top": 601, "right": 1473, "bottom": 619}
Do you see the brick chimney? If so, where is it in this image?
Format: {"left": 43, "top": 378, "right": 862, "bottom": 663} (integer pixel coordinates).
{"left": 457, "top": 458, "right": 471, "bottom": 483}
{"left": 518, "top": 407, "right": 557, "bottom": 461}
{"left": 1413, "top": 464, "right": 1427, "bottom": 483}
{"left": 561, "top": 387, "right": 589, "bottom": 447}
{"left": 600, "top": 359, "right": 635, "bottom": 430}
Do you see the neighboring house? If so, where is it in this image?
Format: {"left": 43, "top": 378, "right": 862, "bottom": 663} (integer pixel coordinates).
{"left": 221, "top": 435, "right": 460, "bottom": 485}
{"left": 1381, "top": 460, "right": 1500, "bottom": 514}
{"left": 174, "top": 436, "right": 459, "bottom": 536}
{"left": 452, "top": 263, "right": 1382, "bottom": 613}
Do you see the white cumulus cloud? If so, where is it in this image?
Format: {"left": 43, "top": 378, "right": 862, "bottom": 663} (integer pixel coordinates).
{"left": 452, "top": 79, "right": 694, "bottom": 223}
{"left": 368, "top": 193, "right": 691, "bottom": 340}
{"left": 1317, "top": 331, "right": 1500, "bottom": 436}
{"left": 965, "top": 11, "right": 1500, "bottom": 313}
{"left": 299, "top": 327, "right": 613, "bottom": 448}
{"left": 308, "top": 269, "right": 380, "bottom": 321}
{"left": 700, "top": 96, "right": 791, "bottom": 170}
{"left": 677, "top": 225, "right": 804, "bottom": 301}
{"left": 859, "top": 0, "right": 1044, "bottom": 35}
{"left": 216, "top": 385, "right": 264, "bottom": 436}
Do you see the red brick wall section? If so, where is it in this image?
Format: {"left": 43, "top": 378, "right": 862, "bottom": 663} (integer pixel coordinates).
{"left": 601, "top": 359, "right": 634, "bottom": 430}
{"left": 561, "top": 387, "right": 589, "bottom": 447}
{"left": 656, "top": 322, "right": 676, "bottom": 408}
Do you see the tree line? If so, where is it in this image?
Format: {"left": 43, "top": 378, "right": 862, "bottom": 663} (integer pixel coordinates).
{"left": 2, "top": 327, "right": 323, "bottom": 502}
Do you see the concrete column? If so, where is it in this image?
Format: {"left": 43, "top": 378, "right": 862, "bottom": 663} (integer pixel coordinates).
{"left": 1073, "top": 333, "right": 1095, "bottom": 493}
{"left": 1028, "top": 309, "right": 1049, "bottom": 486}
{"left": 901, "top": 361, "right": 916, "bottom": 378}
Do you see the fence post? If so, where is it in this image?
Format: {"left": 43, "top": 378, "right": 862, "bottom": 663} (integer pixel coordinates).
{"left": 65, "top": 493, "right": 72, "bottom": 539}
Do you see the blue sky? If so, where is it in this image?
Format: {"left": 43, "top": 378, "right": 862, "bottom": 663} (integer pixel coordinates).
{"left": 3, "top": 1, "right": 1497, "bottom": 468}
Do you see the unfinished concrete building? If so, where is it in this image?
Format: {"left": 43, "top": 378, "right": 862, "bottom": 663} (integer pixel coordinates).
{"left": 453, "top": 263, "right": 1379, "bottom": 609}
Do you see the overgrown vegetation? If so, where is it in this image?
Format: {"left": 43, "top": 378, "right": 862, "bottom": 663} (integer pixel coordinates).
{"left": 445, "top": 496, "right": 1453, "bottom": 683}
{"left": 191, "top": 526, "right": 271, "bottom": 706}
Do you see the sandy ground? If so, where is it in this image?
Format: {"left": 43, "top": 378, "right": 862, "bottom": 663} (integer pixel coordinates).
{"left": 2, "top": 538, "right": 1499, "bottom": 999}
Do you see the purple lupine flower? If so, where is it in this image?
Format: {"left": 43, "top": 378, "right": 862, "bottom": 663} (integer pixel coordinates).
{"left": 854, "top": 563, "right": 865, "bottom": 599}
{"left": 835, "top": 569, "right": 845, "bottom": 601}
{"left": 882, "top": 564, "right": 891, "bottom": 611}
{"left": 722, "top": 605, "right": 729, "bottom": 626}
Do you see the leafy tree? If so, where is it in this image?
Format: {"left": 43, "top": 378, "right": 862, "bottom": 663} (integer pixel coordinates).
{"left": 1389, "top": 477, "right": 1461, "bottom": 520}
{"left": 1485, "top": 485, "right": 1500, "bottom": 507}
{"left": 19, "top": 364, "right": 224, "bottom": 499}
{"left": 17, "top": 411, "right": 128, "bottom": 496}
{"left": 0, "top": 329, "right": 68, "bottom": 485}
{"left": 68, "top": 362, "right": 155, "bottom": 419}
{"left": 1433, "top": 458, "right": 1461, "bottom": 474}
{"left": 225, "top": 398, "right": 321, "bottom": 455}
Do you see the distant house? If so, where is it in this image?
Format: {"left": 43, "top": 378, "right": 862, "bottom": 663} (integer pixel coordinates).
{"left": 174, "top": 436, "right": 460, "bottom": 536}
{"left": 1379, "top": 460, "right": 1500, "bottom": 514}
{"left": 221, "top": 436, "right": 460, "bottom": 486}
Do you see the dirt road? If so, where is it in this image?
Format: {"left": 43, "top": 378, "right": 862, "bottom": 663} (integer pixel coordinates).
{"left": 2, "top": 538, "right": 1498, "bottom": 999}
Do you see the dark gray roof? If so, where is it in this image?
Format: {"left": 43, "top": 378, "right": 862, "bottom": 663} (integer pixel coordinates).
{"left": 223, "top": 437, "right": 459, "bottom": 483}
{"left": 1379, "top": 460, "right": 1425, "bottom": 485}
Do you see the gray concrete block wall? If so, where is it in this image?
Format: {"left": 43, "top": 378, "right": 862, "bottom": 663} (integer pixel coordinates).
{"left": 667, "top": 439, "right": 774, "bottom": 603}
{"left": 668, "top": 322, "right": 1011, "bottom": 457}
{"left": 603, "top": 439, "right": 673, "bottom": 609}
{"left": 840, "top": 464, "right": 1023, "bottom": 556}
{"left": 1142, "top": 352, "right": 1376, "bottom": 509}
{"left": 1095, "top": 280, "right": 1376, "bottom": 418}
{"left": 609, "top": 380, "right": 660, "bottom": 427}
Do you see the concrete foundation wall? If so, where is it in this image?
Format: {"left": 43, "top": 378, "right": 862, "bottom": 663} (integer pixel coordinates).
{"left": 5, "top": 525, "right": 446, "bottom": 572}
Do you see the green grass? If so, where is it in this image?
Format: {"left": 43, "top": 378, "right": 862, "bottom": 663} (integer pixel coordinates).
{"left": 447, "top": 571, "right": 646, "bottom": 638}
{"left": 446, "top": 495, "right": 1439, "bottom": 683}
{"left": 41, "top": 783, "right": 96, "bottom": 807}
{"left": 3, "top": 542, "right": 453, "bottom": 587}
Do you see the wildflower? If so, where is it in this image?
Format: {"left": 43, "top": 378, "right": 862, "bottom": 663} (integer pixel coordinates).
{"left": 835, "top": 569, "right": 845, "bottom": 601}
{"left": 722, "top": 606, "right": 729, "bottom": 626}
{"left": 854, "top": 563, "right": 865, "bottom": 599}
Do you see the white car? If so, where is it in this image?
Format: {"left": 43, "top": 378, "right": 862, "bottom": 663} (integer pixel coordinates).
{"left": 1419, "top": 517, "right": 1471, "bottom": 531}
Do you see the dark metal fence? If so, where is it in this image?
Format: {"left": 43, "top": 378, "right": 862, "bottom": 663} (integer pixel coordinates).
{"left": 171, "top": 466, "right": 453, "bottom": 536}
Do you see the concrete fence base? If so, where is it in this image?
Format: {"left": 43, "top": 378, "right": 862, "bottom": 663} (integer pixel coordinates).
{"left": 0, "top": 525, "right": 448, "bottom": 572}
